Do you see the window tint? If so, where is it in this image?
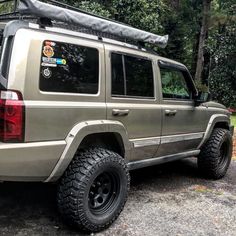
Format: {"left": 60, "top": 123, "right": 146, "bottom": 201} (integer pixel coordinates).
{"left": 111, "top": 53, "right": 125, "bottom": 96}
{"left": 0, "top": 29, "right": 4, "bottom": 60}
{"left": 111, "top": 53, "right": 154, "bottom": 98}
{"left": 40, "top": 41, "right": 99, "bottom": 94}
{"left": 1, "top": 36, "right": 13, "bottom": 79}
{"left": 160, "top": 67, "right": 191, "bottom": 99}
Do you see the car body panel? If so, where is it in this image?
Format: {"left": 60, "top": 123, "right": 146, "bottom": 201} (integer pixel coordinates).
{"left": 0, "top": 140, "right": 66, "bottom": 181}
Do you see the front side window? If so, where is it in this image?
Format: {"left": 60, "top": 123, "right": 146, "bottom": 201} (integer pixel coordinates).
{"left": 40, "top": 41, "right": 99, "bottom": 94}
{"left": 111, "top": 53, "right": 154, "bottom": 98}
{"left": 160, "top": 67, "right": 191, "bottom": 100}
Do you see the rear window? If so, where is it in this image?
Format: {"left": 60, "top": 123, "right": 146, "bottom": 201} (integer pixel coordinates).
{"left": 40, "top": 41, "right": 99, "bottom": 94}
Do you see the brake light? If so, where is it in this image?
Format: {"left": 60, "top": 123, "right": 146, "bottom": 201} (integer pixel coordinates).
{"left": 0, "top": 90, "right": 25, "bottom": 142}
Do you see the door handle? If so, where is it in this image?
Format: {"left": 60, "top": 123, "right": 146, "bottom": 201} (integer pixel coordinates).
{"left": 165, "top": 109, "right": 177, "bottom": 116}
{"left": 112, "top": 109, "right": 130, "bottom": 116}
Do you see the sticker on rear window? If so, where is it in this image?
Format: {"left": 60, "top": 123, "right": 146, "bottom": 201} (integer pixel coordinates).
{"left": 42, "top": 68, "right": 52, "bottom": 78}
{"left": 41, "top": 62, "right": 57, "bottom": 67}
{"left": 56, "top": 58, "right": 67, "bottom": 65}
{"left": 42, "top": 57, "right": 57, "bottom": 64}
{"left": 45, "top": 41, "right": 56, "bottom": 47}
{"left": 43, "top": 45, "right": 54, "bottom": 58}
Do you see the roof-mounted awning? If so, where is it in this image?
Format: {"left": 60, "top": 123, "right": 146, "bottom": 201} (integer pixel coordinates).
{"left": 17, "top": 0, "right": 168, "bottom": 48}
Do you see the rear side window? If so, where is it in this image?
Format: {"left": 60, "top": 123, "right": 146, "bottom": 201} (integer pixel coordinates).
{"left": 111, "top": 53, "right": 154, "bottom": 98}
{"left": 40, "top": 41, "right": 99, "bottom": 94}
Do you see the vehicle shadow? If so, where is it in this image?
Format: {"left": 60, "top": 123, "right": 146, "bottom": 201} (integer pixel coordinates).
{"left": 0, "top": 158, "right": 209, "bottom": 235}
{"left": 130, "top": 157, "right": 201, "bottom": 191}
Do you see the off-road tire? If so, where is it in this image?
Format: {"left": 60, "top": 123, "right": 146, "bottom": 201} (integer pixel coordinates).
{"left": 198, "top": 128, "right": 232, "bottom": 179}
{"left": 57, "top": 148, "right": 130, "bottom": 232}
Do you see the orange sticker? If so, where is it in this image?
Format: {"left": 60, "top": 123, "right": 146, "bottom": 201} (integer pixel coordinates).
{"left": 43, "top": 45, "right": 54, "bottom": 58}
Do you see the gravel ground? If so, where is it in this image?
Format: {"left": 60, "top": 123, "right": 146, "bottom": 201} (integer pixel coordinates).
{"left": 0, "top": 158, "right": 235, "bottom": 236}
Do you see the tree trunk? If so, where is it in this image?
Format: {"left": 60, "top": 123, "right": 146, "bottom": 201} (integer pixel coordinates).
{"left": 191, "top": 32, "right": 200, "bottom": 77}
{"left": 195, "top": 0, "right": 211, "bottom": 83}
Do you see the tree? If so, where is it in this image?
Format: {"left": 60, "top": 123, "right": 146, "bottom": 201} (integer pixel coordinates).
{"left": 195, "top": 0, "right": 212, "bottom": 83}
{"left": 208, "top": 0, "right": 236, "bottom": 107}
{"left": 1, "top": 0, "right": 234, "bottom": 106}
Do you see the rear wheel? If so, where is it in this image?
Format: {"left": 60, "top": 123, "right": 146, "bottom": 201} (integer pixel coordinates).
{"left": 57, "top": 148, "right": 130, "bottom": 232}
{"left": 198, "top": 128, "right": 232, "bottom": 179}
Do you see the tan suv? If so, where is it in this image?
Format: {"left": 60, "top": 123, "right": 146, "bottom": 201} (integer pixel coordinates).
{"left": 0, "top": 0, "right": 234, "bottom": 232}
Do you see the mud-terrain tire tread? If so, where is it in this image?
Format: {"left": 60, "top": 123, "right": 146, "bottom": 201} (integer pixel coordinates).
{"left": 198, "top": 128, "right": 232, "bottom": 179}
{"left": 57, "top": 148, "right": 130, "bottom": 232}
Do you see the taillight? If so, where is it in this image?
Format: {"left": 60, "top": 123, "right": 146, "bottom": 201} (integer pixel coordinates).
{"left": 0, "top": 90, "right": 25, "bottom": 142}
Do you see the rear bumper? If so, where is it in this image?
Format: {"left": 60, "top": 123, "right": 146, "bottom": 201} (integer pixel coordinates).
{"left": 230, "top": 125, "right": 234, "bottom": 137}
{"left": 0, "top": 141, "right": 66, "bottom": 182}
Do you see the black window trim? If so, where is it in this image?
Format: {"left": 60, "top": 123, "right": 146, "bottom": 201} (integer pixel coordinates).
{"left": 158, "top": 60, "right": 198, "bottom": 101}
{"left": 110, "top": 51, "right": 155, "bottom": 100}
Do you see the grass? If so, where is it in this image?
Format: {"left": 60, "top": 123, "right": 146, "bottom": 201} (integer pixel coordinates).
{"left": 231, "top": 115, "right": 236, "bottom": 160}
{"left": 231, "top": 115, "right": 236, "bottom": 127}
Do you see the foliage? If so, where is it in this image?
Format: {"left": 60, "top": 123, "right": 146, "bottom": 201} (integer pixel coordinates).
{"left": 0, "top": 1, "right": 15, "bottom": 14}
{"left": 162, "top": 69, "right": 189, "bottom": 97}
{"left": 231, "top": 115, "right": 236, "bottom": 127}
{"left": 60, "top": 0, "right": 111, "bottom": 17}
{"left": 207, "top": 0, "right": 236, "bottom": 107}
{"left": 0, "top": 0, "right": 235, "bottom": 107}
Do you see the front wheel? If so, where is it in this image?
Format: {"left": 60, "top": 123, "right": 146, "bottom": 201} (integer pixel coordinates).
{"left": 198, "top": 128, "right": 232, "bottom": 179}
{"left": 57, "top": 148, "right": 130, "bottom": 232}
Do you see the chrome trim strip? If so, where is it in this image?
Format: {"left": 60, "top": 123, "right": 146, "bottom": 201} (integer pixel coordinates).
{"left": 161, "top": 132, "right": 204, "bottom": 144}
{"left": 131, "top": 137, "right": 161, "bottom": 148}
{"left": 0, "top": 140, "right": 66, "bottom": 149}
{"left": 131, "top": 132, "right": 204, "bottom": 148}
{"left": 128, "top": 150, "right": 200, "bottom": 170}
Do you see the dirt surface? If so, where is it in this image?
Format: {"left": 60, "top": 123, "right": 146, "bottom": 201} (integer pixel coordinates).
{"left": 0, "top": 158, "right": 235, "bottom": 236}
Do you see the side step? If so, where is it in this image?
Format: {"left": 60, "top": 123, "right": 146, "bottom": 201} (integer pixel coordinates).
{"left": 128, "top": 150, "right": 200, "bottom": 170}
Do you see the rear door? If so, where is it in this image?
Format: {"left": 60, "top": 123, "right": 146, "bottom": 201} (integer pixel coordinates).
{"left": 105, "top": 44, "right": 162, "bottom": 162}
{"left": 157, "top": 60, "right": 208, "bottom": 156}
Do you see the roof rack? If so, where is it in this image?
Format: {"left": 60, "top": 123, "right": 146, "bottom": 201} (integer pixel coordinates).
{"left": 0, "top": 0, "right": 168, "bottom": 48}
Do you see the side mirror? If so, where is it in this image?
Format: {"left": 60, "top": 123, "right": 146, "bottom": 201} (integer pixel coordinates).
{"left": 194, "top": 91, "right": 211, "bottom": 106}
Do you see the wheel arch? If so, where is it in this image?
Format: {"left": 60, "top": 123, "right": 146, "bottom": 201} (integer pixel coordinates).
{"left": 198, "top": 114, "right": 231, "bottom": 149}
{"left": 45, "top": 120, "right": 131, "bottom": 182}
{"left": 79, "top": 132, "right": 125, "bottom": 158}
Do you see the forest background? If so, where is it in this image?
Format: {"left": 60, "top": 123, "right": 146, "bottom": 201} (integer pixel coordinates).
{"left": 0, "top": 0, "right": 236, "bottom": 107}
